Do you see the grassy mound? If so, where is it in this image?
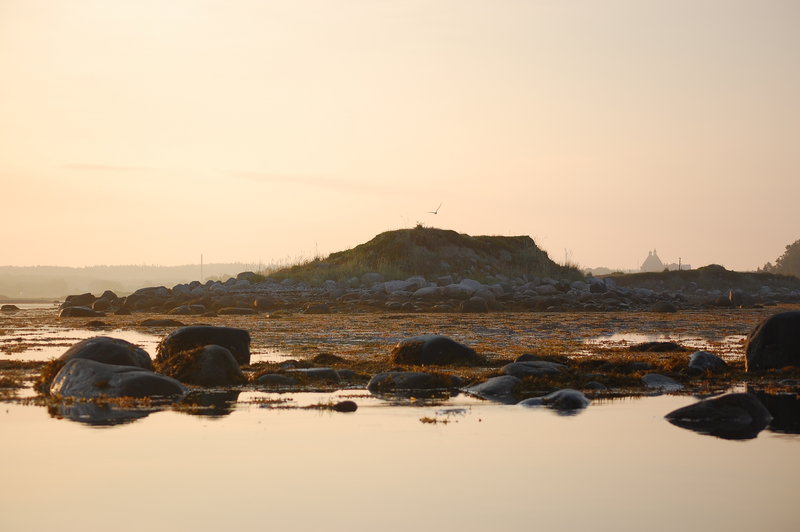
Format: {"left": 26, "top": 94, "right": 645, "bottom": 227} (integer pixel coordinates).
{"left": 268, "top": 226, "right": 580, "bottom": 284}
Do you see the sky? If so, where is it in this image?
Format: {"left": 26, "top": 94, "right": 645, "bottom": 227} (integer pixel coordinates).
{"left": 1, "top": 0, "right": 798, "bottom": 271}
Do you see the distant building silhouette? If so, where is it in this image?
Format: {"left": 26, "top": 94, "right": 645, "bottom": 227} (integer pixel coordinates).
{"left": 641, "top": 249, "right": 665, "bottom": 272}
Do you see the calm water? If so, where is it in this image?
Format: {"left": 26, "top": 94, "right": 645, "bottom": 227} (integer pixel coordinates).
{"left": 1, "top": 390, "right": 798, "bottom": 531}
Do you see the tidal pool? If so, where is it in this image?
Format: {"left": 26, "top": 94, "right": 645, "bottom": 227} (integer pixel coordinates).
{"left": 1, "top": 391, "right": 798, "bottom": 531}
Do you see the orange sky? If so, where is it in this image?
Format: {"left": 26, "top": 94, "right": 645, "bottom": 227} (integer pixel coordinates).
{"left": 2, "top": 0, "right": 798, "bottom": 270}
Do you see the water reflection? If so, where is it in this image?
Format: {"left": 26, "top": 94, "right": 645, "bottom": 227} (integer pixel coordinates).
{"left": 748, "top": 386, "right": 800, "bottom": 435}
{"left": 180, "top": 390, "right": 241, "bottom": 417}
{"left": 48, "top": 401, "right": 154, "bottom": 427}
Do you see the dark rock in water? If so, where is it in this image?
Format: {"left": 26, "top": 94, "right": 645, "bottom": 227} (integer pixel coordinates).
{"left": 367, "top": 371, "right": 461, "bottom": 392}
{"left": 156, "top": 345, "right": 246, "bottom": 386}
{"left": 256, "top": 374, "right": 300, "bottom": 387}
{"left": 750, "top": 388, "right": 800, "bottom": 434}
{"left": 140, "top": 318, "right": 185, "bottom": 327}
{"left": 650, "top": 301, "right": 677, "bottom": 313}
{"left": 48, "top": 401, "right": 152, "bottom": 426}
{"left": 1, "top": 304, "right": 20, "bottom": 311}
{"left": 391, "top": 334, "right": 483, "bottom": 366}
{"left": 464, "top": 375, "right": 521, "bottom": 404}
{"left": 157, "top": 326, "right": 251, "bottom": 365}
{"left": 59, "top": 336, "right": 153, "bottom": 370}
{"left": 59, "top": 306, "right": 105, "bottom": 318}
{"left": 642, "top": 373, "right": 683, "bottom": 391}
{"left": 303, "top": 303, "right": 331, "bottom": 314}
{"left": 665, "top": 393, "right": 772, "bottom": 440}
{"left": 518, "top": 389, "right": 590, "bottom": 411}
{"left": 460, "top": 296, "right": 489, "bottom": 313}
{"left": 180, "top": 391, "right": 241, "bottom": 417}
{"left": 745, "top": 311, "right": 800, "bottom": 371}
{"left": 332, "top": 400, "right": 358, "bottom": 413}
{"left": 218, "top": 307, "right": 256, "bottom": 315}
{"left": 286, "top": 367, "right": 341, "bottom": 383}
{"left": 61, "top": 293, "right": 96, "bottom": 309}
{"left": 50, "top": 358, "right": 187, "bottom": 399}
{"left": 688, "top": 351, "right": 728, "bottom": 374}
{"left": 502, "top": 360, "right": 566, "bottom": 378}
{"left": 629, "top": 341, "right": 687, "bottom": 353}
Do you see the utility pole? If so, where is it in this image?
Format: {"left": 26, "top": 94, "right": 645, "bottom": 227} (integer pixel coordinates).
{"left": 200, "top": 253, "right": 204, "bottom": 283}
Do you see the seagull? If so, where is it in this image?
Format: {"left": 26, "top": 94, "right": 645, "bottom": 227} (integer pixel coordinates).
{"left": 428, "top": 203, "right": 442, "bottom": 215}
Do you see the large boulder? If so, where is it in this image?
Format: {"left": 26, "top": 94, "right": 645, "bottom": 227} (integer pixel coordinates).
{"left": 463, "top": 375, "right": 521, "bottom": 404}
{"left": 60, "top": 293, "right": 96, "bottom": 309}
{"left": 665, "top": 393, "right": 772, "bottom": 440}
{"left": 59, "top": 306, "right": 105, "bottom": 318}
{"left": 518, "top": 389, "right": 590, "bottom": 411}
{"left": 157, "top": 326, "right": 251, "bottom": 365}
{"left": 688, "top": 351, "right": 728, "bottom": 374}
{"left": 59, "top": 336, "right": 153, "bottom": 370}
{"left": 50, "top": 358, "right": 187, "bottom": 399}
{"left": 156, "top": 345, "right": 246, "bottom": 386}
{"left": 745, "top": 311, "right": 800, "bottom": 371}
{"left": 391, "top": 334, "right": 483, "bottom": 366}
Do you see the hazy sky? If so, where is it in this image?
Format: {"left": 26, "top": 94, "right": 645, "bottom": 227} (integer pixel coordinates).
{"left": 2, "top": 0, "right": 798, "bottom": 271}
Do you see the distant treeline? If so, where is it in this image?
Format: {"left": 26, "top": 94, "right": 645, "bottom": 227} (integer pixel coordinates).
{"left": 0, "top": 264, "right": 258, "bottom": 299}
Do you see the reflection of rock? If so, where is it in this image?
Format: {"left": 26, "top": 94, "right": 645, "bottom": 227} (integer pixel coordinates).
{"left": 157, "top": 326, "right": 251, "bottom": 365}
{"left": 391, "top": 335, "right": 483, "bottom": 366}
{"left": 665, "top": 393, "right": 772, "bottom": 440}
{"left": 642, "top": 373, "right": 683, "bottom": 391}
{"left": 464, "top": 375, "right": 521, "bottom": 404}
{"left": 180, "top": 391, "right": 241, "bottom": 417}
{"left": 748, "top": 386, "right": 800, "bottom": 434}
{"left": 48, "top": 402, "right": 152, "bottom": 427}
{"left": 518, "top": 389, "right": 590, "bottom": 413}
{"left": 60, "top": 336, "right": 153, "bottom": 370}
{"left": 51, "top": 359, "right": 187, "bottom": 399}
{"left": 745, "top": 311, "right": 800, "bottom": 371}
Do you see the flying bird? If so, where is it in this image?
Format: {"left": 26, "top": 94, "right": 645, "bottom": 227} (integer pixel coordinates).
{"left": 428, "top": 203, "right": 442, "bottom": 215}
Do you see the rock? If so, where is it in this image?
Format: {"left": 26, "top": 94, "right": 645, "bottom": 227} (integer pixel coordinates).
{"left": 642, "top": 373, "right": 683, "bottom": 391}
{"left": 360, "top": 272, "right": 384, "bottom": 286}
{"left": 253, "top": 297, "right": 277, "bottom": 312}
{"left": 59, "top": 306, "right": 105, "bottom": 318}
{"left": 303, "top": 303, "right": 331, "bottom": 314}
{"left": 236, "top": 271, "right": 262, "bottom": 283}
{"left": 536, "top": 284, "right": 559, "bottom": 296}
{"left": 61, "top": 293, "right": 96, "bottom": 309}
{"left": 367, "top": 371, "right": 461, "bottom": 392}
{"left": 665, "top": 393, "right": 772, "bottom": 440}
{"left": 140, "top": 319, "right": 186, "bottom": 327}
{"left": 584, "top": 381, "right": 607, "bottom": 391}
{"left": 1, "top": 304, "right": 20, "bottom": 311}
{"left": 745, "top": 311, "right": 800, "bottom": 371}
{"left": 413, "top": 286, "right": 442, "bottom": 299}
{"left": 629, "top": 341, "right": 687, "bottom": 353}
{"left": 156, "top": 345, "right": 246, "bottom": 386}
{"left": 286, "top": 367, "right": 341, "bottom": 383}
{"left": 157, "top": 326, "right": 251, "bottom": 365}
{"left": 443, "top": 284, "right": 474, "bottom": 300}
{"left": 169, "top": 305, "right": 193, "bottom": 315}
{"left": 391, "top": 334, "right": 483, "bottom": 366}
{"left": 463, "top": 375, "right": 521, "bottom": 404}
{"left": 332, "top": 400, "right": 358, "bottom": 412}
{"left": 688, "top": 351, "right": 728, "bottom": 374}
{"left": 502, "top": 360, "right": 566, "bottom": 378}
{"left": 58, "top": 336, "right": 153, "bottom": 370}
{"left": 256, "top": 374, "right": 300, "bottom": 387}
{"left": 50, "top": 358, "right": 187, "bottom": 399}
{"left": 518, "top": 389, "right": 590, "bottom": 411}
{"left": 460, "top": 296, "right": 489, "bottom": 313}
{"left": 384, "top": 280, "right": 415, "bottom": 294}
{"left": 218, "top": 307, "right": 256, "bottom": 315}
{"left": 650, "top": 301, "right": 678, "bottom": 313}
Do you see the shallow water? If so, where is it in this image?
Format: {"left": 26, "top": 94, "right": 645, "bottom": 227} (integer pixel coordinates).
{"left": 1, "top": 391, "right": 798, "bottom": 531}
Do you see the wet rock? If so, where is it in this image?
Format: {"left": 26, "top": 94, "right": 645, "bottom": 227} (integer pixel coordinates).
{"left": 463, "top": 375, "right": 521, "bottom": 404}
{"left": 332, "top": 400, "right": 358, "bottom": 413}
{"left": 518, "top": 389, "right": 590, "bottom": 411}
{"left": 665, "top": 393, "right": 772, "bottom": 440}
{"left": 650, "top": 301, "right": 677, "bottom": 313}
{"left": 502, "top": 360, "right": 566, "bottom": 378}
{"left": 50, "top": 358, "right": 187, "bottom": 399}
{"left": 745, "top": 311, "right": 800, "bottom": 371}
{"left": 1, "top": 304, "right": 20, "bottom": 311}
{"left": 59, "top": 306, "right": 105, "bottom": 318}
{"left": 156, "top": 345, "right": 246, "bottom": 386}
{"left": 460, "top": 296, "right": 489, "bottom": 313}
{"left": 218, "top": 307, "right": 256, "bottom": 315}
{"left": 391, "top": 334, "right": 483, "bottom": 366}
{"left": 629, "top": 341, "right": 687, "bottom": 353}
{"left": 61, "top": 293, "right": 96, "bottom": 309}
{"left": 140, "top": 319, "right": 186, "bottom": 327}
{"left": 642, "top": 373, "right": 683, "bottom": 391}
{"left": 688, "top": 351, "right": 728, "bottom": 374}
{"left": 157, "top": 326, "right": 251, "bottom": 365}
{"left": 59, "top": 336, "right": 153, "bottom": 370}
{"left": 256, "top": 374, "right": 300, "bottom": 387}
{"left": 367, "top": 371, "right": 461, "bottom": 392}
